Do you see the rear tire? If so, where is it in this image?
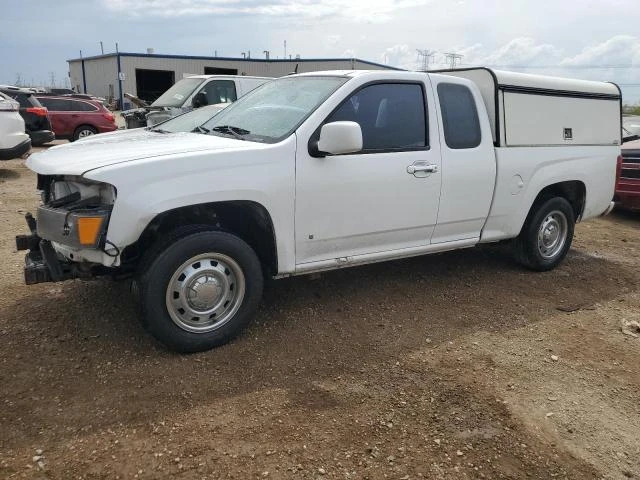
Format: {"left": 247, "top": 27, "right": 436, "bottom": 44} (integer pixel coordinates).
{"left": 514, "top": 197, "right": 575, "bottom": 271}
{"left": 72, "top": 125, "right": 97, "bottom": 142}
{"left": 138, "top": 230, "right": 263, "bottom": 353}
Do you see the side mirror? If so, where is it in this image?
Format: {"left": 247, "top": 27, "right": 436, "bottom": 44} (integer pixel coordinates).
{"left": 315, "top": 121, "right": 363, "bottom": 156}
{"left": 192, "top": 92, "right": 208, "bottom": 108}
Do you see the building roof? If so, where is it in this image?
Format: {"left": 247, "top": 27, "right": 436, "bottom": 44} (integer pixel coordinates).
{"left": 67, "top": 52, "right": 404, "bottom": 71}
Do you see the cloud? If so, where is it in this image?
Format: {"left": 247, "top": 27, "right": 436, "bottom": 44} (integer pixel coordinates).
{"left": 341, "top": 49, "right": 356, "bottom": 59}
{"left": 377, "top": 36, "right": 640, "bottom": 103}
{"left": 326, "top": 34, "right": 341, "bottom": 46}
{"left": 561, "top": 35, "right": 640, "bottom": 66}
{"left": 460, "top": 38, "right": 563, "bottom": 67}
{"left": 103, "top": 0, "right": 431, "bottom": 22}
{"left": 380, "top": 44, "right": 416, "bottom": 70}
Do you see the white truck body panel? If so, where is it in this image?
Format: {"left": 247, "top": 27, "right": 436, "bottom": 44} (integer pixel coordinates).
{"left": 25, "top": 69, "right": 621, "bottom": 277}
{"left": 480, "top": 145, "right": 618, "bottom": 242}
{"left": 428, "top": 75, "right": 497, "bottom": 244}
{"left": 503, "top": 93, "right": 620, "bottom": 146}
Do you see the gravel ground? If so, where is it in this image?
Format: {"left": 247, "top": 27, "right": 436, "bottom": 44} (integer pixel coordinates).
{"left": 0, "top": 146, "right": 639, "bottom": 479}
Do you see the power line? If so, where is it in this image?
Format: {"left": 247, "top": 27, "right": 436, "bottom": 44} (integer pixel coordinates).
{"left": 444, "top": 52, "right": 463, "bottom": 68}
{"left": 416, "top": 49, "right": 436, "bottom": 71}
{"left": 480, "top": 64, "right": 640, "bottom": 69}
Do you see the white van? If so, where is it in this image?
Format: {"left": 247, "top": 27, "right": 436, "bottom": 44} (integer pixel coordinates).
{"left": 140, "top": 75, "right": 271, "bottom": 126}
{"left": 0, "top": 92, "right": 30, "bottom": 160}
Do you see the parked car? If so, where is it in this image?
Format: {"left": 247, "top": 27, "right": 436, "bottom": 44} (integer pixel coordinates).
{"left": 123, "top": 75, "right": 270, "bottom": 128}
{"left": 35, "top": 96, "right": 117, "bottom": 141}
{"left": 17, "top": 69, "right": 620, "bottom": 352}
{"left": 1, "top": 88, "right": 55, "bottom": 146}
{"left": 0, "top": 92, "right": 31, "bottom": 160}
{"left": 615, "top": 137, "right": 640, "bottom": 210}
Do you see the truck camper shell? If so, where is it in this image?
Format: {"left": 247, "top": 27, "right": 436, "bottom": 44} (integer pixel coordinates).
{"left": 434, "top": 67, "right": 622, "bottom": 147}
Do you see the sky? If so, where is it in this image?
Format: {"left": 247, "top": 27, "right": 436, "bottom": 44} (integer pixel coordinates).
{"left": 1, "top": 0, "right": 639, "bottom": 103}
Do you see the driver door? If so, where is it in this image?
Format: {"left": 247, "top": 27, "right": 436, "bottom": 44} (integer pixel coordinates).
{"left": 294, "top": 82, "right": 442, "bottom": 266}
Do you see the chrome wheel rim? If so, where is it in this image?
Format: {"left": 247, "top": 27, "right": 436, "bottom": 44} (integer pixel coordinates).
{"left": 78, "top": 129, "right": 95, "bottom": 138}
{"left": 537, "top": 210, "right": 568, "bottom": 259}
{"left": 165, "top": 253, "right": 245, "bottom": 333}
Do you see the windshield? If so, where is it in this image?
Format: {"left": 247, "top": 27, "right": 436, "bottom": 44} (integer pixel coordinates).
{"left": 150, "top": 104, "right": 227, "bottom": 133}
{"left": 201, "top": 76, "right": 349, "bottom": 143}
{"left": 152, "top": 78, "right": 203, "bottom": 107}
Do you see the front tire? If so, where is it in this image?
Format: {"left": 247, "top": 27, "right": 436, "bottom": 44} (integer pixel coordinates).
{"left": 514, "top": 197, "right": 575, "bottom": 271}
{"left": 139, "top": 231, "right": 263, "bottom": 353}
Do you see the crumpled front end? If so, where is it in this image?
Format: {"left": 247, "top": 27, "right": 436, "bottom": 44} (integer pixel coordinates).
{"left": 16, "top": 174, "right": 119, "bottom": 285}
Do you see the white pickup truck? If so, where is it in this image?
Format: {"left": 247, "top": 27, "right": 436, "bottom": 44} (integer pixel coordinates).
{"left": 17, "top": 68, "right": 621, "bottom": 352}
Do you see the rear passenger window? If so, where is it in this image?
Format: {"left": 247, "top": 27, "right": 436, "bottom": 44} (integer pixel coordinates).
{"left": 437, "top": 83, "right": 481, "bottom": 149}
{"left": 69, "top": 101, "right": 97, "bottom": 111}
{"left": 38, "top": 98, "right": 71, "bottom": 111}
{"left": 326, "top": 83, "right": 427, "bottom": 151}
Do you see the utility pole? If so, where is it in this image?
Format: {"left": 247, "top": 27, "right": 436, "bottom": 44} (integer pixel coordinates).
{"left": 49, "top": 72, "right": 56, "bottom": 87}
{"left": 416, "top": 49, "right": 436, "bottom": 71}
{"left": 444, "top": 52, "right": 463, "bottom": 69}
{"left": 284, "top": 40, "right": 287, "bottom": 59}
{"left": 263, "top": 50, "right": 270, "bottom": 60}
{"left": 100, "top": 41, "right": 104, "bottom": 54}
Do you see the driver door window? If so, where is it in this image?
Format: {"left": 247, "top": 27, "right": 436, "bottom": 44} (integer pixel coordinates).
{"left": 198, "top": 80, "right": 237, "bottom": 105}
{"left": 325, "top": 83, "right": 428, "bottom": 151}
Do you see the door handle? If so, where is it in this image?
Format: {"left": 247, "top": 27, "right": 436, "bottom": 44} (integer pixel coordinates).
{"left": 407, "top": 163, "right": 438, "bottom": 175}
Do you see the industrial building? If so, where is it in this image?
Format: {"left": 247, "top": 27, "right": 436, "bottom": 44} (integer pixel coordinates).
{"left": 67, "top": 52, "right": 401, "bottom": 109}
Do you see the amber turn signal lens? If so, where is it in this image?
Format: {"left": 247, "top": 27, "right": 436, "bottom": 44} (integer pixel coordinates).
{"left": 76, "top": 217, "right": 104, "bottom": 246}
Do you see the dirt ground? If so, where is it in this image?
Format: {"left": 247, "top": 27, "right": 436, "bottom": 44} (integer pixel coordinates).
{"left": 0, "top": 146, "right": 639, "bottom": 479}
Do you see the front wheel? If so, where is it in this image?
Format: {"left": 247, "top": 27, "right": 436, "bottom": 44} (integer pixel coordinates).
{"left": 514, "top": 197, "right": 575, "bottom": 271}
{"left": 139, "top": 231, "right": 264, "bottom": 353}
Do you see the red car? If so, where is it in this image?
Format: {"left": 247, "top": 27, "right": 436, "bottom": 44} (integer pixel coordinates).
{"left": 35, "top": 96, "right": 117, "bottom": 141}
{"left": 616, "top": 138, "right": 640, "bottom": 210}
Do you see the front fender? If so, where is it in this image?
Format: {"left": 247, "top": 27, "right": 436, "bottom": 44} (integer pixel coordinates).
{"left": 85, "top": 136, "right": 297, "bottom": 272}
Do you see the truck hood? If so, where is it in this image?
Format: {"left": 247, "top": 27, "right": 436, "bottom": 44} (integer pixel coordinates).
{"left": 26, "top": 130, "right": 247, "bottom": 176}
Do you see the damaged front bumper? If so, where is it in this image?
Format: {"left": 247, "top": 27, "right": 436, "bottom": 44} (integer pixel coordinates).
{"left": 16, "top": 210, "right": 114, "bottom": 285}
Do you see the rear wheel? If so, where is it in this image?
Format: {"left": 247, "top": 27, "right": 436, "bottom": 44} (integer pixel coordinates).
{"left": 514, "top": 197, "right": 575, "bottom": 271}
{"left": 138, "top": 231, "right": 263, "bottom": 353}
{"left": 72, "top": 125, "right": 97, "bottom": 141}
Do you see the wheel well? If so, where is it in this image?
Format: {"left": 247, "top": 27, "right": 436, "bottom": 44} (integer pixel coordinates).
{"left": 532, "top": 181, "right": 586, "bottom": 220}
{"left": 75, "top": 124, "right": 97, "bottom": 132}
{"left": 121, "top": 201, "right": 278, "bottom": 276}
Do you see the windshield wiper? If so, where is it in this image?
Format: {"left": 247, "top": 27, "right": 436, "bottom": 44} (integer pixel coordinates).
{"left": 211, "top": 125, "right": 250, "bottom": 140}
{"left": 193, "top": 125, "right": 210, "bottom": 134}
{"left": 150, "top": 128, "right": 170, "bottom": 134}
